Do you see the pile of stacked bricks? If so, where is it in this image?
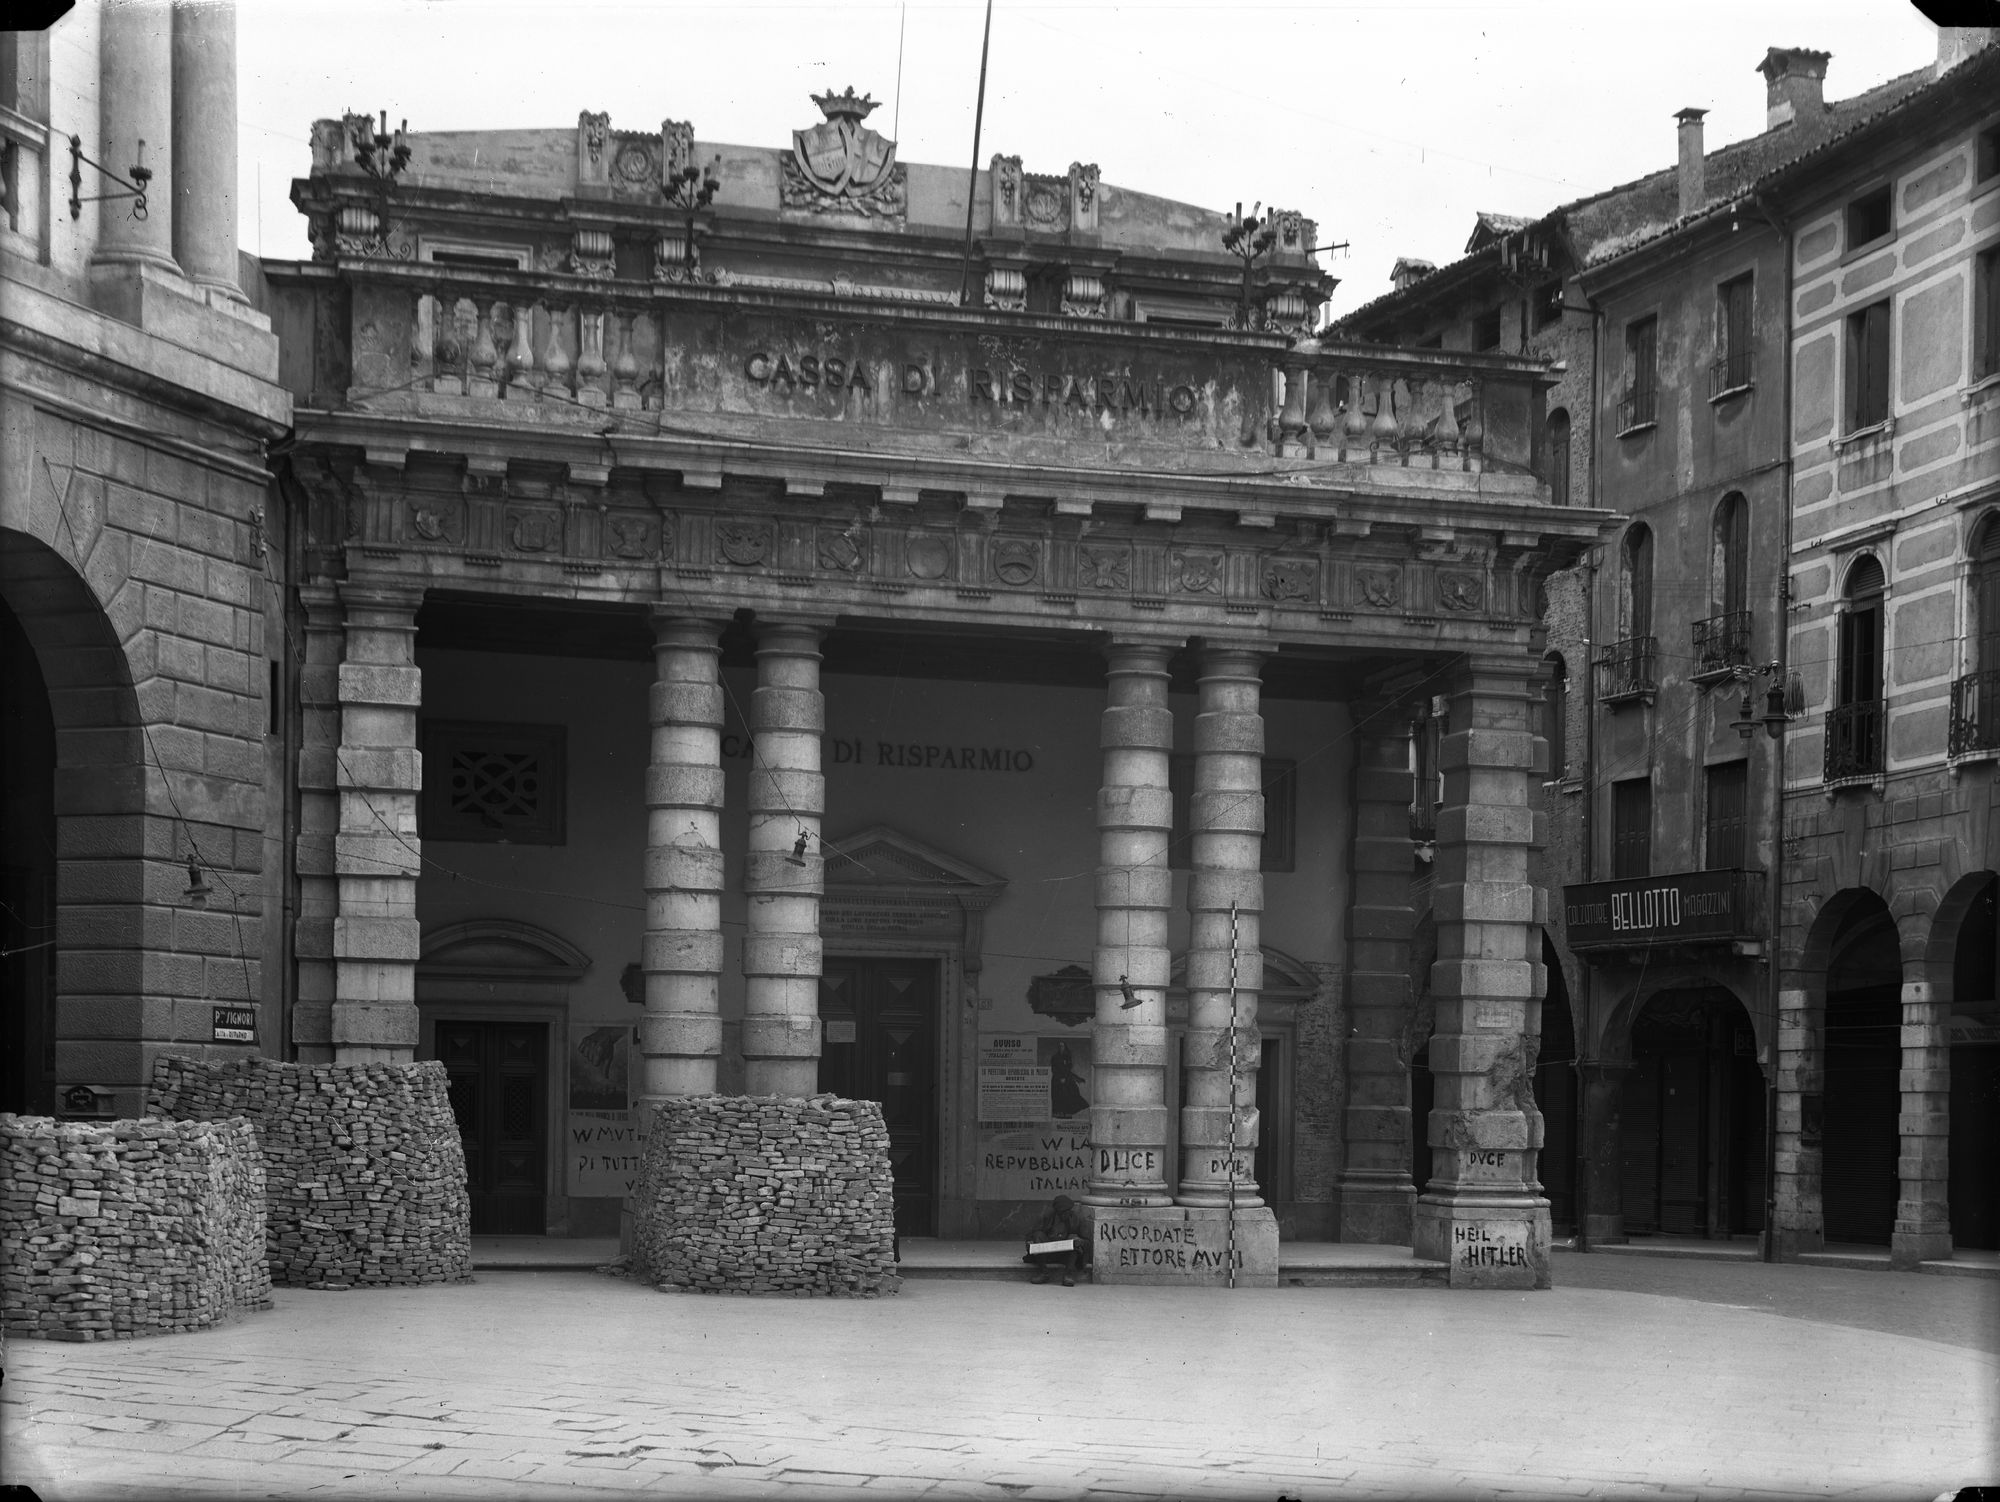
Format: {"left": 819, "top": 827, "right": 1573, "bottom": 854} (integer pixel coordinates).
{"left": 149, "top": 1057, "right": 471, "bottom": 1289}
{"left": 0, "top": 1115, "right": 271, "bottom": 1341}
{"left": 633, "top": 1094, "right": 900, "bottom": 1297}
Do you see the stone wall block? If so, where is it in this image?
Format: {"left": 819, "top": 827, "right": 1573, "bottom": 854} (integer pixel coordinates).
{"left": 1096, "top": 783, "right": 1174, "bottom": 831}
{"left": 337, "top": 663, "right": 422, "bottom": 708}
{"left": 646, "top": 764, "right": 726, "bottom": 809}
{"left": 1100, "top": 704, "right": 1175, "bottom": 750}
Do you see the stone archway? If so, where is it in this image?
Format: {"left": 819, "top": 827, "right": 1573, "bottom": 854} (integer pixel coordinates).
{"left": 0, "top": 531, "right": 150, "bottom": 1117}
{"left": 1930, "top": 872, "right": 2000, "bottom": 1253}
{"left": 1820, "top": 890, "right": 1903, "bottom": 1247}
{"left": 1532, "top": 934, "right": 1579, "bottom": 1233}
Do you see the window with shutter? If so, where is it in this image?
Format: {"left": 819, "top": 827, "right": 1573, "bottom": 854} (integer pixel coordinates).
{"left": 1612, "top": 777, "right": 1652, "bottom": 879}
{"left": 1705, "top": 761, "right": 1749, "bottom": 870}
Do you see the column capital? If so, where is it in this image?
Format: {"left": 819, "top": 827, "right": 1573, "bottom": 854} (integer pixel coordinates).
{"left": 337, "top": 581, "right": 425, "bottom": 620}
{"left": 650, "top": 612, "right": 727, "bottom": 652}
{"left": 749, "top": 611, "right": 836, "bottom": 639}
{"left": 1192, "top": 635, "right": 1276, "bottom": 662}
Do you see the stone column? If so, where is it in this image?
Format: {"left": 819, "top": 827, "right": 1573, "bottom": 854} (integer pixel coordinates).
{"left": 330, "top": 583, "right": 423, "bottom": 1064}
{"left": 91, "top": 0, "right": 178, "bottom": 280}
{"left": 1338, "top": 701, "right": 1421, "bottom": 1243}
{"left": 1084, "top": 639, "right": 1176, "bottom": 1208}
{"left": 1577, "top": 1061, "right": 1629, "bottom": 1245}
{"left": 741, "top": 618, "right": 828, "bottom": 1098}
{"left": 1770, "top": 983, "right": 1823, "bottom": 1258}
{"left": 639, "top": 614, "right": 727, "bottom": 1105}
{"left": 291, "top": 584, "right": 344, "bottom": 1065}
{"left": 170, "top": 0, "right": 243, "bottom": 299}
{"left": 1411, "top": 656, "right": 1552, "bottom": 1289}
{"left": 1892, "top": 977, "right": 1952, "bottom": 1268}
{"left": 1177, "top": 643, "right": 1267, "bottom": 1209}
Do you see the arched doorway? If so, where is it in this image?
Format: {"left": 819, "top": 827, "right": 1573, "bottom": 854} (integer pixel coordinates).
{"left": 1619, "top": 987, "right": 1765, "bottom": 1238}
{"left": 1, "top": 591, "right": 57, "bottom": 1115}
{"left": 1948, "top": 876, "right": 2000, "bottom": 1250}
{"left": 1822, "top": 892, "right": 1902, "bottom": 1245}
{"left": 1534, "top": 936, "right": 1578, "bottom": 1231}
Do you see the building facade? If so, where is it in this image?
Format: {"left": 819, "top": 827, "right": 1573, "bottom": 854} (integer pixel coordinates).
{"left": 257, "top": 97, "right": 1598, "bottom": 1284}
{"left": 1334, "top": 29, "right": 1999, "bottom": 1265}
{"left": 1, "top": 2, "right": 290, "bottom": 1120}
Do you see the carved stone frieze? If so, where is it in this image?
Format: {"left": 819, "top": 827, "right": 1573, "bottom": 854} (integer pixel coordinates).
{"left": 1078, "top": 545, "right": 1130, "bottom": 591}
{"left": 505, "top": 507, "right": 563, "bottom": 554}
{"left": 1172, "top": 549, "right": 1223, "bottom": 595}
{"left": 716, "top": 521, "right": 773, "bottom": 567}
{"left": 990, "top": 538, "right": 1039, "bottom": 587}
{"left": 580, "top": 111, "right": 609, "bottom": 163}
{"left": 407, "top": 499, "right": 460, "bottom": 545}
{"left": 1261, "top": 558, "right": 1318, "bottom": 604}
{"left": 817, "top": 526, "right": 867, "bottom": 573}
{"left": 604, "top": 514, "right": 662, "bottom": 561}
{"left": 1357, "top": 566, "right": 1401, "bottom": 609}
{"left": 991, "top": 154, "right": 1023, "bottom": 227}
{"left": 1022, "top": 173, "right": 1067, "bottom": 232}
{"left": 905, "top": 533, "right": 952, "bottom": 581}
{"left": 662, "top": 119, "right": 694, "bottom": 182}
{"left": 1438, "top": 571, "right": 1484, "bottom": 612}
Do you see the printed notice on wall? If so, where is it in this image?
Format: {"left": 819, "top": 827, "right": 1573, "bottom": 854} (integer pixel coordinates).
{"left": 975, "top": 1032, "right": 1094, "bottom": 1198}
{"left": 569, "top": 1109, "right": 648, "bottom": 1198}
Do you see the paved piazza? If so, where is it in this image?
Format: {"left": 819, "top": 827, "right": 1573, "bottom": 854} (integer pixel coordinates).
{"left": 3, "top": 1256, "right": 1995, "bottom": 1501}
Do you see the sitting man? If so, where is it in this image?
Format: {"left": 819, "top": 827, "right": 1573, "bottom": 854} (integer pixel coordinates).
{"left": 1021, "top": 1194, "right": 1091, "bottom": 1286}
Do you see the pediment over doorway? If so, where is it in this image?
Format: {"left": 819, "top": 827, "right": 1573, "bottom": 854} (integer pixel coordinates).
{"left": 821, "top": 826, "right": 1007, "bottom": 981}
{"left": 418, "top": 919, "right": 593, "bottom": 982}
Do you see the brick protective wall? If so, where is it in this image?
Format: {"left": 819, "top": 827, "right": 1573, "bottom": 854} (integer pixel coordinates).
{"left": 0, "top": 1114, "right": 271, "bottom": 1341}
{"left": 633, "top": 1095, "right": 899, "bottom": 1297}
{"left": 149, "top": 1057, "right": 471, "bottom": 1288}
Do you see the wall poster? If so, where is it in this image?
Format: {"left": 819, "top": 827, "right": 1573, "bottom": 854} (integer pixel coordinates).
{"left": 976, "top": 1032, "right": 1093, "bottom": 1199}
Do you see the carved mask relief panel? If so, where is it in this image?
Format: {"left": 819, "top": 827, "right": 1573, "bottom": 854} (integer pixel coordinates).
{"left": 716, "top": 521, "right": 774, "bottom": 567}
{"left": 990, "top": 537, "right": 1040, "bottom": 587}
{"left": 1078, "top": 545, "right": 1130, "bottom": 592}
{"left": 1357, "top": 566, "right": 1401, "bottom": 609}
{"left": 1261, "top": 559, "right": 1318, "bottom": 604}
{"left": 1172, "top": 550, "right": 1223, "bottom": 595}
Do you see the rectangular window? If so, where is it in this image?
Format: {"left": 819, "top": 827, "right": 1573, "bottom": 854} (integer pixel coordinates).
{"left": 1622, "top": 315, "right": 1658, "bottom": 429}
{"left": 1169, "top": 756, "right": 1297, "bottom": 873}
{"left": 420, "top": 720, "right": 567, "bottom": 845}
{"left": 1472, "top": 308, "right": 1503, "bottom": 351}
{"left": 1715, "top": 274, "right": 1755, "bottom": 393}
{"left": 1845, "top": 299, "right": 1892, "bottom": 431}
{"left": 1846, "top": 184, "right": 1892, "bottom": 250}
{"left": 1611, "top": 777, "right": 1652, "bottom": 880}
{"left": 1838, "top": 596, "right": 1884, "bottom": 706}
{"left": 1704, "top": 761, "right": 1749, "bottom": 870}
{"left": 1978, "top": 247, "right": 2000, "bottom": 381}
{"left": 1977, "top": 123, "right": 1998, "bottom": 186}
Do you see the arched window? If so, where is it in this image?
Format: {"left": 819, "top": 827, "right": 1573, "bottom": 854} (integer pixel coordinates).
{"left": 1547, "top": 409, "right": 1572, "bottom": 508}
{"left": 1829, "top": 553, "right": 1886, "bottom": 780}
{"left": 1973, "top": 514, "right": 2000, "bottom": 674}
{"left": 1621, "top": 523, "right": 1654, "bottom": 641}
{"left": 1713, "top": 492, "right": 1749, "bottom": 619}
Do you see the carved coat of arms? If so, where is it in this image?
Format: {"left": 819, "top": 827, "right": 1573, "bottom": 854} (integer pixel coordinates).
{"left": 1358, "top": 567, "right": 1400, "bottom": 609}
{"left": 782, "top": 89, "right": 906, "bottom": 218}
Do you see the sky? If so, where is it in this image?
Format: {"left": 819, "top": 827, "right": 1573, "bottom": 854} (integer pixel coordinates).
{"left": 235, "top": 0, "right": 1945, "bottom": 319}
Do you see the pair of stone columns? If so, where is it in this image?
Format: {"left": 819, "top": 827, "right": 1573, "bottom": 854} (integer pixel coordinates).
{"left": 91, "top": 0, "right": 242, "bottom": 300}
{"left": 1084, "top": 639, "right": 1268, "bottom": 1210}
{"left": 1338, "top": 662, "right": 1552, "bottom": 1287}
{"left": 640, "top": 614, "right": 827, "bottom": 1108}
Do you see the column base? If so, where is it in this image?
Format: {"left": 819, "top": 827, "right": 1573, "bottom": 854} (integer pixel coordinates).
{"left": 87, "top": 261, "right": 280, "bottom": 378}
{"left": 1891, "top": 1227, "right": 1952, "bottom": 1270}
{"left": 1769, "top": 1223, "right": 1824, "bottom": 1262}
{"left": 1337, "top": 1179, "right": 1416, "bottom": 1246}
{"left": 1081, "top": 1204, "right": 1278, "bottom": 1287}
{"left": 1582, "top": 1212, "right": 1627, "bottom": 1246}
{"left": 1412, "top": 1191, "right": 1552, "bottom": 1289}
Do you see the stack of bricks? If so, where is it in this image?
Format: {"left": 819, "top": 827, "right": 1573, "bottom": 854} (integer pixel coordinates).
{"left": 149, "top": 1056, "right": 471, "bottom": 1289}
{"left": 633, "top": 1094, "right": 899, "bottom": 1297}
{"left": 0, "top": 1114, "right": 271, "bottom": 1341}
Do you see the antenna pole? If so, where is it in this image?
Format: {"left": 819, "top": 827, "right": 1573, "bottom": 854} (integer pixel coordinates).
{"left": 956, "top": 0, "right": 994, "bottom": 308}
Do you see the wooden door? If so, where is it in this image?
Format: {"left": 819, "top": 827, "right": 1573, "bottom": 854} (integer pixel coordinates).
{"left": 817, "top": 958, "right": 938, "bottom": 1237}
{"left": 436, "top": 1020, "right": 548, "bottom": 1234}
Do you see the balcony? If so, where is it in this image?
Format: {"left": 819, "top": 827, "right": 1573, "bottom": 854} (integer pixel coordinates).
{"left": 1824, "top": 699, "right": 1885, "bottom": 784}
{"left": 1691, "top": 611, "right": 1752, "bottom": 682}
{"left": 1950, "top": 671, "right": 2000, "bottom": 759}
{"left": 1708, "top": 349, "right": 1754, "bottom": 401}
{"left": 1596, "top": 636, "right": 1658, "bottom": 706}
{"left": 1562, "top": 868, "right": 1766, "bottom": 956}
{"left": 1616, "top": 385, "right": 1657, "bottom": 435}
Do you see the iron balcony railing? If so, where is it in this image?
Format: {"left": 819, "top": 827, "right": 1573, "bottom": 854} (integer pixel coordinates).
{"left": 1692, "top": 611, "right": 1752, "bottom": 678}
{"left": 1950, "top": 671, "right": 2000, "bottom": 757}
{"left": 1708, "top": 347, "right": 1754, "bottom": 398}
{"left": 1824, "top": 699, "right": 1885, "bottom": 781}
{"left": 1596, "top": 635, "right": 1658, "bottom": 701}
{"left": 1617, "top": 384, "right": 1657, "bottom": 431}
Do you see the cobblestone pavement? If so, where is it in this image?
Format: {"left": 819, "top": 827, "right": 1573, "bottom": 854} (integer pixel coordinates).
{"left": 2, "top": 1257, "right": 1995, "bottom": 1502}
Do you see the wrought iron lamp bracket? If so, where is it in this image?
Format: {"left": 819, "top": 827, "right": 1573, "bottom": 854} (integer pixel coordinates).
{"left": 67, "top": 135, "right": 150, "bottom": 221}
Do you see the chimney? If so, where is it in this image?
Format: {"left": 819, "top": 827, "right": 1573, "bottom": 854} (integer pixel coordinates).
{"left": 1758, "top": 47, "right": 1830, "bottom": 130}
{"left": 1390, "top": 257, "right": 1437, "bottom": 292}
{"left": 1936, "top": 28, "right": 1997, "bottom": 76}
{"left": 1676, "top": 108, "right": 1708, "bottom": 217}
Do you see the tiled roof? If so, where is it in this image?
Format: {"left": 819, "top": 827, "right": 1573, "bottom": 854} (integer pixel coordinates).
{"left": 1333, "top": 53, "right": 1943, "bottom": 333}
